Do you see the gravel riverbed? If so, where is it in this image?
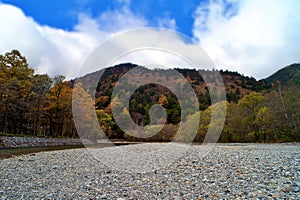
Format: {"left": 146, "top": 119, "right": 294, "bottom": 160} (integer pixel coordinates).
{"left": 0, "top": 143, "right": 299, "bottom": 199}
{"left": 0, "top": 136, "right": 89, "bottom": 148}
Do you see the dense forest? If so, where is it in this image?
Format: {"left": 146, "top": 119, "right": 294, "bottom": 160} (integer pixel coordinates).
{"left": 1, "top": 50, "right": 299, "bottom": 142}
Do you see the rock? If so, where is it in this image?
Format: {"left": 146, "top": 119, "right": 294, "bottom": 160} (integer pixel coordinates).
{"left": 290, "top": 187, "right": 299, "bottom": 193}
{"left": 293, "top": 181, "right": 300, "bottom": 187}
{"left": 272, "top": 193, "right": 281, "bottom": 198}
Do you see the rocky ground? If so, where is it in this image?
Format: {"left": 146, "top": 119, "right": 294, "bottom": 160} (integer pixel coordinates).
{"left": 0, "top": 143, "right": 299, "bottom": 199}
{"left": 0, "top": 136, "right": 91, "bottom": 148}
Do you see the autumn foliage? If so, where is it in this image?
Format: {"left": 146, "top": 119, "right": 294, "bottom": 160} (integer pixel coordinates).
{"left": 0, "top": 50, "right": 299, "bottom": 142}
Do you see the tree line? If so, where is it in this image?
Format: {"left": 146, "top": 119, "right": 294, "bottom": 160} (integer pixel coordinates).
{"left": 0, "top": 50, "right": 76, "bottom": 137}
{"left": 116, "top": 89, "right": 300, "bottom": 143}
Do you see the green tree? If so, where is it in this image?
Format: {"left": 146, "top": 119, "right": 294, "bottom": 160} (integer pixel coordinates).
{"left": 96, "top": 109, "right": 115, "bottom": 139}
{"left": 238, "top": 92, "right": 265, "bottom": 142}
{"left": 282, "top": 85, "right": 300, "bottom": 141}
{"left": 254, "top": 106, "right": 273, "bottom": 142}
{"left": 220, "top": 101, "right": 240, "bottom": 142}
{"left": 28, "top": 74, "right": 53, "bottom": 136}
{"left": 264, "top": 85, "right": 300, "bottom": 142}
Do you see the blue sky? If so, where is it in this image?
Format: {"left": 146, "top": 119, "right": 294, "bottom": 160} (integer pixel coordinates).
{"left": 2, "top": 0, "right": 200, "bottom": 36}
{"left": 0, "top": 0, "right": 300, "bottom": 79}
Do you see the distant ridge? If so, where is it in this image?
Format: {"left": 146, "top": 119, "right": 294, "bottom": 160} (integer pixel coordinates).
{"left": 76, "top": 62, "right": 300, "bottom": 112}
{"left": 75, "top": 63, "right": 268, "bottom": 114}
{"left": 262, "top": 63, "right": 300, "bottom": 85}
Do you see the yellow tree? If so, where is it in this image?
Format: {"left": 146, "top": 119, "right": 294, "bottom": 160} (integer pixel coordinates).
{"left": 72, "top": 82, "right": 103, "bottom": 141}
{"left": 158, "top": 94, "right": 168, "bottom": 106}
{"left": 44, "top": 75, "right": 72, "bottom": 137}
{"left": 0, "top": 50, "right": 34, "bottom": 134}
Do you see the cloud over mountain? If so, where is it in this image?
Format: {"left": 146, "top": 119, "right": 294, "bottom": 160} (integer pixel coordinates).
{"left": 193, "top": 0, "right": 300, "bottom": 79}
{"left": 1, "top": 1, "right": 299, "bottom": 80}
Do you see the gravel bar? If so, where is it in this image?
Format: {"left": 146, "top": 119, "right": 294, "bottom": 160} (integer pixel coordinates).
{"left": 0, "top": 136, "right": 92, "bottom": 148}
{"left": 0, "top": 143, "right": 299, "bottom": 199}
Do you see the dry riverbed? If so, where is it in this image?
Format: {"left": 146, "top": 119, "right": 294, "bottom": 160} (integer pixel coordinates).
{"left": 0, "top": 136, "right": 88, "bottom": 148}
{"left": 0, "top": 143, "right": 299, "bottom": 199}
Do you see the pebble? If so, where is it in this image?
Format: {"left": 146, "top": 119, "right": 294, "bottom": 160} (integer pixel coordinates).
{"left": 0, "top": 143, "right": 299, "bottom": 199}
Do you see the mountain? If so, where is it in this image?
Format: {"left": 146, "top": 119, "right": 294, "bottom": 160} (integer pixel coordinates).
{"left": 76, "top": 63, "right": 268, "bottom": 124}
{"left": 262, "top": 63, "right": 300, "bottom": 85}
{"left": 73, "top": 63, "right": 299, "bottom": 142}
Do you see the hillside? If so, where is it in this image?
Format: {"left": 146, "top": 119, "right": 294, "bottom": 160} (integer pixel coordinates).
{"left": 80, "top": 63, "right": 268, "bottom": 109}
{"left": 262, "top": 63, "right": 300, "bottom": 85}
{"left": 74, "top": 63, "right": 300, "bottom": 143}
{"left": 75, "top": 63, "right": 268, "bottom": 129}
{"left": 1, "top": 50, "right": 299, "bottom": 143}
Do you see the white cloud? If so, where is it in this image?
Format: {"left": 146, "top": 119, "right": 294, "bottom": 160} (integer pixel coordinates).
{"left": 111, "top": 49, "right": 189, "bottom": 69}
{"left": 95, "top": 6, "right": 147, "bottom": 32}
{"left": 193, "top": 0, "right": 300, "bottom": 79}
{"left": 3, "top": 0, "right": 299, "bottom": 80}
{"left": 0, "top": 3, "right": 147, "bottom": 79}
{"left": 79, "top": 28, "right": 215, "bottom": 77}
{"left": 157, "top": 16, "right": 177, "bottom": 30}
{"left": 0, "top": 3, "right": 91, "bottom": 78}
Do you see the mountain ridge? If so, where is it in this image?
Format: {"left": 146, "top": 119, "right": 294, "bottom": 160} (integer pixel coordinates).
{"left": 262, "top": 63, "right": 300, "bottom": 85}
{"left": 75, "top": 62, "right": 299, "bottom": 126}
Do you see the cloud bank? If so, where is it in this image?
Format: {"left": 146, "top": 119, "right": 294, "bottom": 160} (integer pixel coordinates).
{"left": 193, "top": 0, "right": 300, "bottom": 79}
{"left": 0, "top": 2, "right": 183, "bottom": 79}
{"left": 0, "top": 3, "right": 150, "bottom": 78}
{"left": 1, "top": 1, "right": 300, "bottom": 80}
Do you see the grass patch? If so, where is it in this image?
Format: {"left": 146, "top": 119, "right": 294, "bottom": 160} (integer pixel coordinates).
{"left": 0, "top": 132, "right": 26, "bottom": 137}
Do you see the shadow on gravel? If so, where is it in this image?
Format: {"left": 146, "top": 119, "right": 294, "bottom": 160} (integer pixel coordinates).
{"left": 0, "top": 142, "right": 141, "bottom": 159}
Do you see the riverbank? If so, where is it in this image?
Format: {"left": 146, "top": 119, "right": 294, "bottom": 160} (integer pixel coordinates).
{"left": 0, "top": 143, "right": 299, "bottom": 199}
{"left": 0, "top": 136, "right": 142, "bottom": 159}
{"left": 0, "top": 136, "right": 92, "bottom": 148}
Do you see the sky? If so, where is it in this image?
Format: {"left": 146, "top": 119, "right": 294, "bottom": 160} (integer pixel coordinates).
{"left": 0, "top": 0, "right": 300, "bottom": 80}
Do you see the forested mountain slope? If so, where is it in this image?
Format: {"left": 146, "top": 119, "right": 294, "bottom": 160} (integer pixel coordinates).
{"left": 1, "top": 50, "right": 299, "bottom": 142}
{"left": 262, "top": 63, "right": 300, "bottom": 85}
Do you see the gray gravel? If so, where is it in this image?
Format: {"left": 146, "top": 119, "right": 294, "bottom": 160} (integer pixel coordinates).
{"left": 0, "top": 136, "right": 92, "bottom": 148}
{"left": 0, "top": 143, "right": 299, "bottom": 199}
